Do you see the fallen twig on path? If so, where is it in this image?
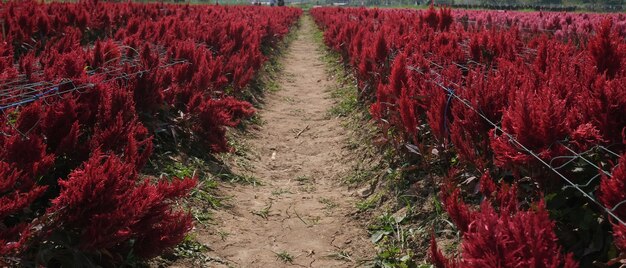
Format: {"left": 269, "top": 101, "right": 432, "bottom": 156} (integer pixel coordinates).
{"left": 293, "top": 208, "right": 311, "bottom": 227}
{"left": 295, "top": 125, "right": 310, "bottom": 138}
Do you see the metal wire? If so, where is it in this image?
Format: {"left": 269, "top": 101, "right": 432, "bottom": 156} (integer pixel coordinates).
{"left": 0, "top": 56, "right": 187, "bottom": 112}
{"left": 408, "top": 59, "right": 626, "bottom": 226}
{"left": 0, "top": 41, "right": 180, "bottom": 108}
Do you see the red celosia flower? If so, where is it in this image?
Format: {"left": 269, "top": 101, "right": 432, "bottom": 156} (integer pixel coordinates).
{"left": 587, "top": 19, "right": 623, "bottom": 78}
{"left": 48, "top": 152, "right": 196, "bottom": 258}
{"left": 422, "top": 5, "right": 439, "bottom": 30}
{"left": 189, "top": 96, "right": 255, "bottom": 152}
{"left": 438, "top": 7, "right": 453, "bottom": 31}
{"left": 430, "top": 232, "right": 458, "bottom": 268}
{"left": 599, "top": 154, "right": 626, "bottom": 253}
{"left": 459, "top": 201, "right": 578, "bottom": 268}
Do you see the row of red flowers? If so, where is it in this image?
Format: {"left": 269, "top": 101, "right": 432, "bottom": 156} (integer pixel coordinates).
{"left": 312, "top": 6, "right": 626, "bottom": 266}
{"left": 0, "top": 1, "right": 300, "bottom": 266}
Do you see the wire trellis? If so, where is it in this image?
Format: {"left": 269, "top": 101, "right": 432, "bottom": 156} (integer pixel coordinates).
{"left": 0, "top": 39, "right": 189, "bottom": 112}
{"left": 0, "top": 41, "right": 180, "bottom": 106}
{"left": 0, "top": 54, "right": 187, "bottom": 143}
{"left": 408, "top": 58, "right": 626, "bottom": 227}
{"left": 0, "top": 59, "right": 187, "bottom": 112}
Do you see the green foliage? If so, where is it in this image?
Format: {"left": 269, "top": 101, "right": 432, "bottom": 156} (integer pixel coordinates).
{"left": 357, "top": 192, "right": 383, "bottom": 212}
{"left": 252, "top": 202, "right": 273, "bottom": 220}
{"left": 328, "top": 83, "right": 360, "bottom": 117}
{"left": 274, "top": 251, "right": 294, "bottom": 263}
{"left": 164, "top": 162, "right": 196, "bottom": 178}
{"left": 173, "top": 235, "right": 208, "bottom": 259}
{"left": 217, "top": 173, "right": 262, "bottom": 186}
{"left": 546, "top": 190, "right": 615, "bottom": 266}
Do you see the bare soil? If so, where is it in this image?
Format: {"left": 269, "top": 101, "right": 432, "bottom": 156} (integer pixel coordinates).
{"left": 182, "top": 16, "right": 375, "bottom": 268}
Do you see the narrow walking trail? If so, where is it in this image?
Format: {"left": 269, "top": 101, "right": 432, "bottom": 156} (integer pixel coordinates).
{"left": 199, "top": 15, "right": 375, "bottom": 267}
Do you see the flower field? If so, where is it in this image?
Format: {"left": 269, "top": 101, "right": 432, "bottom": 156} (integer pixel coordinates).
{"left": 312, "top": 6, "right": 626, "bottom": 267}
{"left": 4, "top": 0, "right": 626, "bottom": 266}
{"left": 0, "top": 1, "right": 300, "bottom": 266}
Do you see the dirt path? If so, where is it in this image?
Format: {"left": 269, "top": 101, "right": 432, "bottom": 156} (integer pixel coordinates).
{"left": 198, "top": 15, "right": 375, "bottom": 267}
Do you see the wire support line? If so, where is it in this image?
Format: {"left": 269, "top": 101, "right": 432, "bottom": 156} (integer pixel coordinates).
{"left": 407, "top": 61, "right": 626, "bottom": 226}
{"left": 0, "top": 59, "right": 187, "bottom": 111}
{"left": 0, "top": 40, "right": 179, "bottom": 96}
{"left": 557, "top": 141, "right": 614, "bottom": 177}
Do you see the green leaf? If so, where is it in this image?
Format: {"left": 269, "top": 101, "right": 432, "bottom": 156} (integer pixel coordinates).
{"left": 371, "top": 230, "right": 390, "bottom": 243}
